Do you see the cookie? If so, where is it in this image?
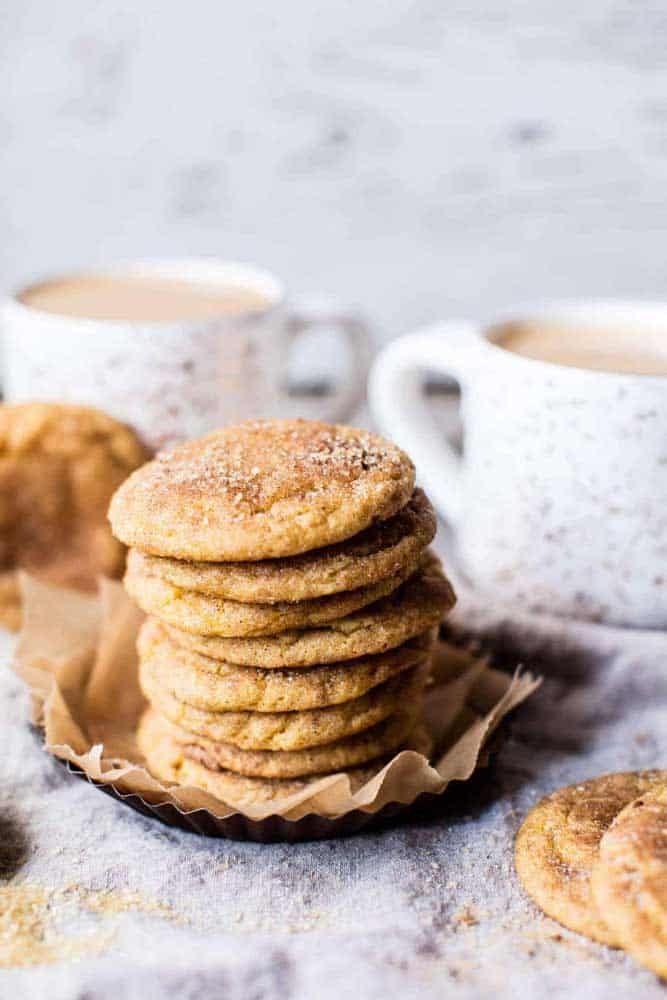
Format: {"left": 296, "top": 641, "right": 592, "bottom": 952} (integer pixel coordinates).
{"left": 109, "top": 419, "right": 415, "bottom": 561}
{"left": 125, "top": 549, "right": 416, "bottom": 637}
{"left": 142, "top": 707, "right": 432, "bottom": 778}
{"left": 137, "top": 617, "right": 433, "bottom": 712}
{"left": 140, "top": 663, "right": 429, "bottom": 751}
{"left": 515, "top": 770, "right": 667, "bottom": 944}
{"left": 592, "top": 786, "right": 667, "bottom": 978}
{"left": 137, "top": 708, "right": 430, "bottom": 806}
{"left": 163, "top": 555, "right": 455, "bottom": 666}
{"left": 0, "top": 402, "right": 148, "bottom": 630}
{"left": 135, "top": 489, "right": 436, "bottom": 603}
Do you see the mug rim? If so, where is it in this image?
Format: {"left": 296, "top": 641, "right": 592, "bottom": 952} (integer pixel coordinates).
{"left": 6, "top": 257, "right": 285, "bottom": 327}
{"left": 481, "top": 298, "right": 667, "bottom": 381}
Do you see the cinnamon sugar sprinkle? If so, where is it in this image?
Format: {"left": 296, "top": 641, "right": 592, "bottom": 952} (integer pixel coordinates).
{"left": 0, "top": 881, "right": 179, "bottom": 968}
{"left": 145, "top": 422, "right": 407, "bottom": 514}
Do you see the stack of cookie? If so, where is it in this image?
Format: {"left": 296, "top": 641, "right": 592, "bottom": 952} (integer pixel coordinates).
{"left": 109, "top": 419, "right": 456, "bottom": 806}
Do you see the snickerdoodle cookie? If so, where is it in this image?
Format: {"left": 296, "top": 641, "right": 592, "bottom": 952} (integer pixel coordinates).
{"left": 140, "top": 663, "right": 429, "bottom": 751}
{"left": 125, "top": 549, "right": 416, "bottom": 637}
{"left": 0, "top": 402, "right": 148, "bottom": 630}
{"left": 137, "top": 618, "right": 433, "bottom": 712}
{"left": 137, "top": 708, "right": 431, "bottom": 806}
{"left": 134, "top": 488, "right": 436, "bottom": 602}
{"left": 515, "top": 770, "right": 667, "bottom": 944}
{"left": 163, "top": 555, "right": 454, "bottom": 667}
{"left": 140, "top": 708, "right": 432, "bottom": 779}
{"left": 109, "top": 419, "right": 415, "bottom": 561}
{"left": 592, "top": 786, "right": 667, "bottom": 978}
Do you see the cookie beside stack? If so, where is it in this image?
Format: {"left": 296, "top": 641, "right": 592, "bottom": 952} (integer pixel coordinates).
{"left": 515, "top": 770, "right": 667, "bottom": 979}
{"left": 0, "top": 402, "right": 148, "bottom": 630}
{"left": 109, "top": 419, "right": 456, "bottom": 807}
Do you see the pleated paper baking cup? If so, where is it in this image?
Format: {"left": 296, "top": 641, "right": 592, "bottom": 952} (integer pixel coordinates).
{"left": 14, "top": 575, "right": 539, "bottom": 842}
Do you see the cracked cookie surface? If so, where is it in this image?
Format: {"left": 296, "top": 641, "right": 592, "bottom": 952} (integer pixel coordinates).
{"left": 140, "top": 662, "right": 429, "bottom": 751}
{"left": 592, "top": 785, "right": 667, "bottom": 978}
{"left": 132, "top": 488, "right": 436, "bottom": 602}
{"left": 515, "top": 770, "right": 667, "bottom": 944}
{"left": 137, "top": 708, "right": 431, "bottom": 806}
{"left": 110, "top": 419, "right": 415, "bottom": 561}
{"left": 126, "top": 550, "right": 416, "bottom": 637}
{"left": 163, "top": 554, "right": 454, "bottom": 666}
{"left": 139, "top": 707, "right": 432, "bottom": 779}
{"left": 138, "top": 617, "right": 433, "bottom": 712}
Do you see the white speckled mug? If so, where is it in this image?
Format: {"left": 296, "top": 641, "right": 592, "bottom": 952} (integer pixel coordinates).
{"left": 2, "top": 259, "right": 371, "bottom": 450}
{"left": 369, "top": 301, "right": 667, "bottom": 627}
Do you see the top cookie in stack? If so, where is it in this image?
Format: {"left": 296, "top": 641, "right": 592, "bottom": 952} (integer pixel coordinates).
{"left": 109, "top": 419, "right": 456, "bottom": 806}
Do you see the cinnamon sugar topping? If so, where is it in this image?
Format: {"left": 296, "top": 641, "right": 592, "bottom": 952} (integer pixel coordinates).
{"left": 109, "top": 419, "right": 415, "bottom": 561}
{"left": 150, "top": 422, "right": 404, "bottom": 512}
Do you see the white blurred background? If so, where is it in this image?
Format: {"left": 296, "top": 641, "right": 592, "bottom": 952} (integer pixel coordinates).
{"left": 3, "top": 0, "right": 667, "bottom": 347}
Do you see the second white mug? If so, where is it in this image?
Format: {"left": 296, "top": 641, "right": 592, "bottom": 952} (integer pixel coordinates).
{"left": 369, "top": 301, "right": 667, "bottom": 628}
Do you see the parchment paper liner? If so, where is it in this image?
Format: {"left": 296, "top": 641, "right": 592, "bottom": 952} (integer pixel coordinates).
{"left": 13, "top": 574, "right": 540, "bottom": 824}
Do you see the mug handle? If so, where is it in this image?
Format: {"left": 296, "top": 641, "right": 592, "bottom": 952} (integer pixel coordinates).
{"left": 280, "top": 296, "right": 373, "bottom": 423}
{"left": 368, "top": 321, "right": 484, "bottom": 525}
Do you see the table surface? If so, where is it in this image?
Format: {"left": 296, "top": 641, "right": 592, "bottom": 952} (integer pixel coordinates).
{"left": 2, "top": 571, "right": 666, "bottom": 1000}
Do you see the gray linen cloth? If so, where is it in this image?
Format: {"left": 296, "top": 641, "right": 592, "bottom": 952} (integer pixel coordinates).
{"left": 1, "top": 564, "right": 666, "bottom": 1000}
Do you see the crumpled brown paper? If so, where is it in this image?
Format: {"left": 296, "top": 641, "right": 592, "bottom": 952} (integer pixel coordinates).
{"left": 12, "top": 573, "right": 540, "bottom": 823}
